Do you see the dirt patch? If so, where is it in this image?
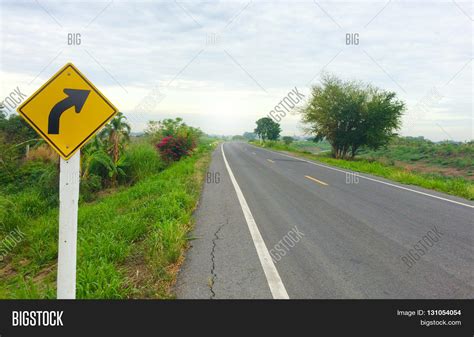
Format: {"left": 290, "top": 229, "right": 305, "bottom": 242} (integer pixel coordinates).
{"left": 33, "top": 263, "right": 56, "bottom": 283}
{"left": 123, "top": 250, "right": 156, "bottom": 297}
{"left": 0, "top": 262, "right": 17, "bottom": 278}
{"left": 122, "top": 245, "right": 186, "bottom": 299}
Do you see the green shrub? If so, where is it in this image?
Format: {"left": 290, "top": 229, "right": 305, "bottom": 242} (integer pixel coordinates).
{"left": 156, "top": 135, "right": 196, "bottom": 163}
{"left": 282, "top": 136, "right": 294, "bottom": 145}
{"left": 146, "top": 118, "right": 202, "bottom": 163}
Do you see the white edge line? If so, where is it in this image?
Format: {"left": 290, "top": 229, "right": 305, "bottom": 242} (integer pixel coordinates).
{"left": 221, "top": 144, "right": 290, "bottom": 299}
{"left": 248, "top": 144, "right": 474, "bottom": 209}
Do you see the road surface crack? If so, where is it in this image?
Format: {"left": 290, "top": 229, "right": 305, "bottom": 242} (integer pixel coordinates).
{"left": 209, "top": 219, "right": 227, "bottom": 299}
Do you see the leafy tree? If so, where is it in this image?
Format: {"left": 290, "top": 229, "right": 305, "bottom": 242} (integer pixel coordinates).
{"left": 145, "top": 118, "right": 184, "bottom": 138}
{"left": 254, "top": 117, "right": 281, "bottom": 141}
{"left": 145, "top": 117, "right": 202, "bottom": 145}
{"left": 100, "top": 112, "right": 131, "bottom": 164}
{"left": 243, "top": 132, "right": 256, "bottom": 140}
{"left": 232, "top": 135, "right": 246, "bottom": 141}
{"left": 81, "top": 136, "right": 107, "bottom": 180}
{"left": 88, "top": 112, "right": 131, "bottom": 186}
{"left": 301, "top": 74, "right": 405, "bottom": 159}
{"left": 282, "top": 136, "right": 294, "bottom": 145}
{"left": 82, "top": 133, "right": 127, "bottom": 188}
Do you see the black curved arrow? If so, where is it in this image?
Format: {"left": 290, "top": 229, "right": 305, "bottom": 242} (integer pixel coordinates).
{"left": 48, "top": 89, "right": 90, "bottom": 134}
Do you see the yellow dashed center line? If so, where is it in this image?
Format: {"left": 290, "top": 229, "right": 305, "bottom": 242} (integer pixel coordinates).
{"left": 305, "top": 175, "right": 328, "bottom": 186}
{"left": 267, "top": 159, "right": 275, "bottom": 163}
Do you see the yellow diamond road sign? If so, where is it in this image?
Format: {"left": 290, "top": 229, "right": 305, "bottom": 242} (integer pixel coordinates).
{"left": 17, "top": 63, "right": 119, "bottom": 160}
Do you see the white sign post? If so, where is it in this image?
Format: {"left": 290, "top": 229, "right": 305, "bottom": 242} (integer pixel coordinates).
{"left": 57, "top": 150, "right": 81, "bottom": 299}
{"left": 16, "top": 63, "right": 119, "bottom": 299}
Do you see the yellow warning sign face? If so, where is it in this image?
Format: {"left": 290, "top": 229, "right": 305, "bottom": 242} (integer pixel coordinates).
{"left": 17, "top": 63, "right": 118, "bottom": 160}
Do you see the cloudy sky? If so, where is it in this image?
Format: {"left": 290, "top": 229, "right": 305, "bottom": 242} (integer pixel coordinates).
{"left": 0, "top": 0, "right": 472, "bottom": 140}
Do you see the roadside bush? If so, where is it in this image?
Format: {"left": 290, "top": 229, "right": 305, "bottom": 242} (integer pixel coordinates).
{"left": 156, "top": 135, "right": 195, "bottom": 163}
{"left": 261, "top": 140, "right": 277, "bottom": 148}
{"left": 82, "top": 149, "right": 127, "bottom": 188}
{"left": 146, "top": 117, "right": 201, "bottom": 164}
{"left": 259, "top": 140, "right": 294, "bottom": 151}
{"left": 282, "top": 136, "right": 294, "bottom": 145}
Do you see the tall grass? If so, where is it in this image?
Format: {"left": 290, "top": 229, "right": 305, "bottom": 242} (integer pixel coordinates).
{"left": 124, "top": 141, "right": 164, "bottom": 183}
{"left": 0, "top": 140, "right": 214, "bottom": 298}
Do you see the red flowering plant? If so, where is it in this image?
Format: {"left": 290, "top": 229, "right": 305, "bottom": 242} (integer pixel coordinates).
{"left": 148, "top": 118, "right": 202, "bottom": 163}
{"left": 156, "top": 134, "right": 196, "bottom": 163}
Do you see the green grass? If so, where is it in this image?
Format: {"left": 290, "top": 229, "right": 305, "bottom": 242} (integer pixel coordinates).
{"left": 251, "top": 140, "right": 473, "bottom": 200}
{"left": 0, "top": 141, "right": 214, "bottom": 299}
{"left": 256, "top": 139, "right": 332, "bottom": 154}
{"left": 292, "top": 140, "right": 332, "bottom": 153}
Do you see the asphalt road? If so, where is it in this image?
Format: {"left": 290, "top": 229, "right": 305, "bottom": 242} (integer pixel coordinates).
{"left": 176, "top": 142, "right": 474, "bottom": 299}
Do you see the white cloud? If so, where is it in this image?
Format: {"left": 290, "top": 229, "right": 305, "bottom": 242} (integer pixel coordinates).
{"left": 0, "top": 0, "right": 471, "bottom": 141}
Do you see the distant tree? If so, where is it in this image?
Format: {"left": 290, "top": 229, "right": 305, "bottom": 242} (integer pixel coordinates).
{"left": 254, "top": 117, "right": 281, "bottom": 141}
{"left": 282, "top": 136, "right": 294, "bottom": 145}
{"left": 145, "top": 117, "right": 202, "bottom": 144}
{"left": 243, "top": 132, "right": 256, "bottom": 140}
{"left": 0, "top": 114, "right": 38, "bottom": 146}
{"left": 301, "top": 74, "right": 405, "bottom": 159}
{"left": 145, "top": 117, "right": 185, "bottom": 138}
{"left": 0, "top": 110, "right": 43, "bottom": 183}
{"left": 232, "top": 135, "right": 246, "bottom": 141}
